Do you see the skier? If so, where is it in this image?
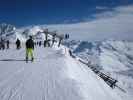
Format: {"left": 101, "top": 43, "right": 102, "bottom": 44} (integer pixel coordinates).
{"left": 6, "top": 40, "right": 10, "bottom": 49}
{"left": 44, "top": 40, "right": 47, "bottom": 47}
{"left": 0, "top": 38, "right": 5, "bottom": 50}
{"left": 51, "top": 33, "right": 56, "bottom": 47}
{"left": 65, "top": 34, "right": 69, "bottom": 39}
{"left": 67, "top": 34, "right": 69, "bottom": 39}
{"left": 37, "top": 41, "right": 39, "bottom": 46}
{"left": 65, "top": 34, "right": 67, "bottom": 39}
{"left": 0, "top": 39, "right": 2, "bottom": 50}
{"left": 44, "top": 39, "right": 50, "bottom": 47}
{"left": 47, "top": 39, "right": 51, "bottom": 47}
{"left": 58, "top": 37, "right": 63, "bottom": 47}
{"left": 34, "top": 42, "right": 37, "bottom": 46}
{"left": 16, "top": 38, "right": 21, "bottom": 49}
{"left": 69, "top": 49, "right": 72, "bottom": 56}
{"left": 39, "top": 41, "right": 42, "bottom": 47}
{"left": 25, "top": 36, "right": 34, "bottom": 62}
{"left": 0, "top": 41, "right": 1, "bottom": 50}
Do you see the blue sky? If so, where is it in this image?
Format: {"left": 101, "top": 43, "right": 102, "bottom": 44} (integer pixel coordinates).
{"left": 0, "top": 0, "right": 133, "bottom": 26}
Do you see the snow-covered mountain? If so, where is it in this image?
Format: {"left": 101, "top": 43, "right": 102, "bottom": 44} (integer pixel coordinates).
{"left": 0, "top": 23, "right": 16, "bottom": 40}
{"left": 0, "top": 23, "right": 133, "bottom": 100}
{"left": 0, "top": 23, "right": 16, "bottom": 35}
{"left": 65, "top": 39, "right": 133, "bottom": 99}
{"left": 0, "top": 24, "right": 46, "bottom": 42}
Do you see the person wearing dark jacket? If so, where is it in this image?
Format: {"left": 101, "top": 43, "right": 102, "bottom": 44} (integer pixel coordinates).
{"left": 58, "top": 37, "right": 63, "bottom": 47}
{"left": 0, "top": 38, "right": 5, "bottom": 50}
{"left": 6, "top": 40, "right": 10, "bottom": 49}
{"left": 25, "top": 36, "right": 34, "bottom": 62}
{"left": 16, "top": 39, "right": 21, "bottom": 49}
{"left": 51, "top": 33, "right": 56, "bottom": 47}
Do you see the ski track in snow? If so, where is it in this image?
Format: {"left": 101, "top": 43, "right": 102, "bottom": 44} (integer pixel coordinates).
{"left": 0, "top": 46, "right": 123, "bottom": 100}
{"left": 0, "top": 47, "right": 83, "bottom": 100}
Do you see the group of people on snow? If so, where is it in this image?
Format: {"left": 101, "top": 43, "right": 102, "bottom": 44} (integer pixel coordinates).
{"left": 14, "top": 37, "right": 34, "bottom": 62}
{"left": 0, "top": 33, "right": 69, "bottom": 62}
{"left": 0, "top": 38, "right": 10, "bottom": 50}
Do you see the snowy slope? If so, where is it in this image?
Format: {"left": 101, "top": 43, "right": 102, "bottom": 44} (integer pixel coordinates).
{"left": 0, "top": 24, "right": 132, "bottom": 99}
{"left": 0, "top": 44, "right": 122, "bottom": 100}
{"left": 65, "top": 39, "right": 133, "bottom": 100}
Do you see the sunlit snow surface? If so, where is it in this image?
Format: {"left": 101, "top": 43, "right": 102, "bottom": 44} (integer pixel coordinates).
{"left": 1, "top": 24, "right": 133, "bottom": 100}
{"left": 0, "top": 44, "right": 122, "bottom": 100}
{"left": 66, "top": 39, "right": 133, "bottom": 100}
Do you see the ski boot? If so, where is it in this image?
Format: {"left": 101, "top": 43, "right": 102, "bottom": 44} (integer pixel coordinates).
{"left": 26, "top": 57, "right": 28, "bottom": 63}
{"left": 31, "top": 57, "right": 34, "bottom": 62}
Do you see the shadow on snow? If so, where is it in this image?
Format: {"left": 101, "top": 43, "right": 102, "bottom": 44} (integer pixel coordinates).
{"left": 0, "top": 59, "right": 26, "bottom": 62}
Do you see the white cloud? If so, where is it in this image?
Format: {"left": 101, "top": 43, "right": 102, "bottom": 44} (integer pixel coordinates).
{"left": 45, "top": 5, "right": 133, "bottom": 41}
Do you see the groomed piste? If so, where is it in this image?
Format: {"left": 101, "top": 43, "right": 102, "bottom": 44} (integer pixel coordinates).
{"left": 0, "top": 44, "right": 122, "bottom": 100}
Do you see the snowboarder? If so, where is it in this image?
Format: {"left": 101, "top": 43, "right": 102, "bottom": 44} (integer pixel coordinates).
{"left": 16, "top": 38, "right": 21, "bottom": 49}
{"left": 25, "top": 36, "right": 34, "bottom": 62}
